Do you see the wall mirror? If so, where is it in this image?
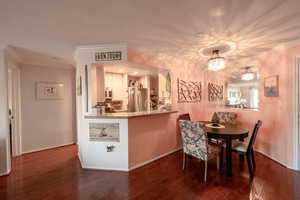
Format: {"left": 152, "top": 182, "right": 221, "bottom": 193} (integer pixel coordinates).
{"left": 225, "top": 67, "right": 259, "bottom": 110}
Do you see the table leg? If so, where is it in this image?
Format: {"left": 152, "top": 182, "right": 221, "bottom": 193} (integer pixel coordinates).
{"left": 226, "top": 138, "right": 232, "bottom": 176}
{"left": 238, "top": 137, "right": 245, "bottom": 162}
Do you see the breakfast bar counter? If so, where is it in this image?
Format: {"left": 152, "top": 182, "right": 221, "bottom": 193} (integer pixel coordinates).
{"left": 85, "top": 110, "right": 178, "bottom": 119}
{"left": 78, "top": 110, "right": 180, "bottom": 172}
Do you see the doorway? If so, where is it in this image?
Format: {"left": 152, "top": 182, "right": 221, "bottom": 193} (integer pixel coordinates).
{"left": 293, "top": 56, "right": 300, "bottom": 171}
{"left": 7, "top": 65, "right": 22, "bottom": 157}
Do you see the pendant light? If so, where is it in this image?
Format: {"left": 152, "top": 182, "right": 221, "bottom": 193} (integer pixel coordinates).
{"left": 207, "top": 50, "right": 225, "bottom": 71}
{"left": 241, "top": 67, "right": 255, "bottom": 81}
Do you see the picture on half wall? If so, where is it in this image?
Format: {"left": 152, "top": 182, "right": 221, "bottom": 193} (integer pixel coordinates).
{"left": 264, "top": 75, "right": 279, "bottom": 97}
{"left": 89, "top": 123, "right": 120, "bottom": 142}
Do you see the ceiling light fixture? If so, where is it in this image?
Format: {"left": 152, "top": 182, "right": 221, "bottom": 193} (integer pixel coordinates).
{"left": 207, "top": 50, "right": 225, "bottom": 71}
{"left": 241, "top": 67, "right": 255, "bottom": 81}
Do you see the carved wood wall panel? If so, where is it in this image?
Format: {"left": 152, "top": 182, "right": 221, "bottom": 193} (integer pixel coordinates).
{"left": 208, "top": 82, "right": 223, "bottom": 102}
{"left": 177, "top": 79, "right": 201, "bottom": 103}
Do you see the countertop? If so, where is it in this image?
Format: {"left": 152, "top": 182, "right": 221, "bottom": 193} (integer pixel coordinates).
{"left": 85, "top": 110, "right": 178, "bottom": 119}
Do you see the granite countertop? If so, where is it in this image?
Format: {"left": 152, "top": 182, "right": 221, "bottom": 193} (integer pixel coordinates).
{"left": 85, "top": 110, "right": 178, "bottom": 119}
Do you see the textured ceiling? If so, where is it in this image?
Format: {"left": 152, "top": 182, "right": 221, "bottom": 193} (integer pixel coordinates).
{"left": 1, "top": 0, "right": 300, "bottom": 75}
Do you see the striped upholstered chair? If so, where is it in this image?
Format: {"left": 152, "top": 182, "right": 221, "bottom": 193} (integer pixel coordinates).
{"left": 179, "top": 120, "right": 221, "bottom": 182}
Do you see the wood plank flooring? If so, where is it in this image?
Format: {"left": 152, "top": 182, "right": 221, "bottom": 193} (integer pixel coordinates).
{"left": 0, "top": 144, "right": 299, "bottom": 200}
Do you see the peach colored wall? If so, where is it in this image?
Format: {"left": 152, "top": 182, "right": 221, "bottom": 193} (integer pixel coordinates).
{"left": 203, "top": 45, "right": 300, "bottom": 168}
{"left": 128, "top": 51, "right": 205, "bottom": 117}
{"left": 128, "top": 114, "right": 180, "bottom": 168}
{"left": 128, "top": 45, "right": 300, "bottom": 168}
{"left": 127, "top": 51, "right": 205, "bottom": 167}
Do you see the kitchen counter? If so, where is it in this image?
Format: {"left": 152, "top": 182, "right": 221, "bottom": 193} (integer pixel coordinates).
{"left": 85, "top": 110, "right": 178, "bottom": 119}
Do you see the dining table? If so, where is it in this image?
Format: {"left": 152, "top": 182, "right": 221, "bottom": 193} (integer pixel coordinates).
{"left": 199, "top": 121, "right": 249, "bottom": 176}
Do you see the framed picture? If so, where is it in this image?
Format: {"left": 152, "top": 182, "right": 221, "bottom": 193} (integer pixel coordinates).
{"left": 208, "top": 82, "right": 223, "bottom": 102}
{"left": 36, "top": 82, "right": 64, "bottom": 100}
{"left": 264, "top": 75, "right": 279, "bottom": 97}
{"left": 89, "top": 123, "right": 120, "bottom": 142}
{"left": 177, "top": 79, "right": 201, "bottom": 103}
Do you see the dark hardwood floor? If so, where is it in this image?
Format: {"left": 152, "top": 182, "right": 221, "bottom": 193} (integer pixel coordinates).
{"left": 0, "top": 144, "right": 299, "bottom": 200}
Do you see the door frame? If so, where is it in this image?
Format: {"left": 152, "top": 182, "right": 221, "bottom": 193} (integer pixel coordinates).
{"left": 293, "top": 56, "right": 300, "bottom": 170}
{"left": 8, "top": 63, "right": 22, "bottom": 156}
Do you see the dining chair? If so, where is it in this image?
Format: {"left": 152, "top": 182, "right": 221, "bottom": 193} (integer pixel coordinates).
{"left": 179, "top": 120, "right": 221, "bottom": 182}
{"left": 210, "top": 112, "right": 238, "bottom": 145}
{"left": 178, "top": 113, "right": 191, "bottom": 121}
{"left": 212, "top": 112, "right": 238, "bottom": 125}
{"left": 230, "top": 120, "right": 262, "bottom": 178}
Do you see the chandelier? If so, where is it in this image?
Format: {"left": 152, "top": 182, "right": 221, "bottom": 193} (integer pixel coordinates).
{"left": 241, "top": 67, "right": 255, "bottom": 81}
{"left": 207, "top": 50, "right": 225, "bottom": 71}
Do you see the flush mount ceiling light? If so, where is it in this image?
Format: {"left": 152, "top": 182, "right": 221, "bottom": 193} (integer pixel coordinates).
{"left": 241, "top": 67, "right": 255, "bottom": 81}
{"left": 207, "top": 50, "right": 225, "bottom": 71}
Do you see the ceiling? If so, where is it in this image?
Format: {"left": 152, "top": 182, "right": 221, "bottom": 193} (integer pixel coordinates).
{"left": 6, "top": 46, "right": 74, "bottom": 69}
{"left": 2, "top": 0, "right": 300, "bottom": 75}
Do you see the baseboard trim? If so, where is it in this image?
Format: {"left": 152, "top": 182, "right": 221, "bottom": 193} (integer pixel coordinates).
{"left": 81, "top": 166, "right": 129, "bottom": 172}
{"left": 22, "top": 142, "right": 75, "bottom": 155}
{"left": 129, "top": 147, "right": 182, "bottom": 171}
{"left": 77, "top": 149, "right": 129, "bottom": 172}
{"left": 254, "top": 148, "right": 289, "bottom": 168}
{"left": 79, "top": 148, "right": 182, "bottom": 172}
{"left": 0, "top": 168, "right": 11, "bottom": 177}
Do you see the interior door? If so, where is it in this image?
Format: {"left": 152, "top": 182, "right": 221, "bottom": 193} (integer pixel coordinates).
{"left": 295, "top": 56, "right": 300, "bottom": 170}
{"left": 298, "top": 57, "right": 300, "bottom": 170}
{"left": 7, "top": 69, "right": 13, "bottom": 157}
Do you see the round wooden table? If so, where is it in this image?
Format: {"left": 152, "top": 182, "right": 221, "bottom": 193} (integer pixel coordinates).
{"left": 201, "top": 121, "right": 249, "bottom": 176}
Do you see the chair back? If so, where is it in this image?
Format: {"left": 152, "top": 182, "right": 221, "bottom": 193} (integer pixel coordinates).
{"left": 247, "top": 120, "right": 262, "bottom": 153}
{"left": 179, "top": 120, "right": 209, "bottom": 160}
{"left": 177, "top": 113, "right": 191, "bottom": 138}
{"left": 178, "top": 113, "right": 191, "bottom": 121}
{"left": 214, "top": 112, "right": 237, "bottom": 125}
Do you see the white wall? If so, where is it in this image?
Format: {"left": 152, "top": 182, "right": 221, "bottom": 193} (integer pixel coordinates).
{"left": 80, "top": 118, "right": 129, "bottom": 171}
{"left": 96, "top": 66, "right": 105, "bottom": 102}
{"left": 90, "top": 65, "right": 105, "bottom": 106}
{"left": 0, "top": 49, "right": 11, "bottom": 175}
{"left": 105, "top": 72, "right": 125, "bottom": 100}
{"left": 20, "top": 65, "right": 76, "bottom": 153}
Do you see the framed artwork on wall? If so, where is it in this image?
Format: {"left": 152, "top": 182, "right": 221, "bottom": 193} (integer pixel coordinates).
{"left": 177, "top": 79, "right": 201, "bottom": 103}
{"left": 208, "top": 82, "right": 223, "bottom": 102}
{"left": 89, "top": 123, "right": 120, "bottom": 142}
{"left": 36, "top": 82, "right": 65, "bottom": 100}
{"left": 264, "top": 75, "right": 279, "bottom": 97}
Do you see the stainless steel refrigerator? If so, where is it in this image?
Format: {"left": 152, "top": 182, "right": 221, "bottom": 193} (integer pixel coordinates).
{"left": 127, "top": 87, "right": 148, "bottom": 112}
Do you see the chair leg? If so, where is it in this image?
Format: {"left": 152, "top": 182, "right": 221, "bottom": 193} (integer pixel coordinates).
{"left": 251, "top": 150, "right": 256, "bottom": 169}
{"left": 246, "top": 154, "right": 253, "bottom": 179}
{"left": 204, "top": 160, "right": 208, "bottom": 182}
{"left": 182, "top": 152, "right": 186, "bottom": 170}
